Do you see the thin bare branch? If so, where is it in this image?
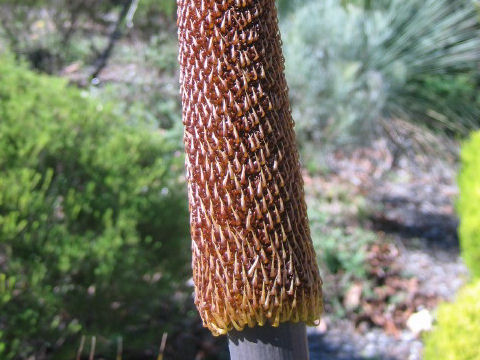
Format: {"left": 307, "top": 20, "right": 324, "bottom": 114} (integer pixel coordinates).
{"left": 157, "top": 332, "right": 168, "bottom": 360}
{"left": 76, "top": 335, "right": 86, "bottom": 360}
{"left": 88, "top": 336, "right": 96, "bottom": 360}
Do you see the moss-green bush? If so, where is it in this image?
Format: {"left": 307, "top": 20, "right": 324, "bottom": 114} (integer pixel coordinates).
{"left": 424, "top": 280, "right": 480, "bottom": 360}
{"left": 458, "top": 131, "right": 480, "bottom": 279}
{"left": 0, "top": 54, "right": 190, "bottom": 359}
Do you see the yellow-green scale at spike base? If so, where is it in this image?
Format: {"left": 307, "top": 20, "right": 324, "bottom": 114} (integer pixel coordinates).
{"left": 177, "top": 0, "right": 323, "bottom": 336}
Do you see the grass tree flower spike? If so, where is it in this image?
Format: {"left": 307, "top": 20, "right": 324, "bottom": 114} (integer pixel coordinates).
{"left": 177, "top": 0, "right": 323, "bottom": 336}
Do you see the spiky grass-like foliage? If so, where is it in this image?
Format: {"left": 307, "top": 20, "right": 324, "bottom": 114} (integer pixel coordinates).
{"left": 283, "top": 0, "right": 480, "bottom": 146}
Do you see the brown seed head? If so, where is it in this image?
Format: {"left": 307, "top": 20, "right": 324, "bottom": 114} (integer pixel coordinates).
{"left": 177, "top": 0, "right": 323, "bottom": 336}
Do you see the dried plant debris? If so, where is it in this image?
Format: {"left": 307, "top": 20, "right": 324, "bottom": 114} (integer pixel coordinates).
{"left": 177, "top": 0, "right": 323, "bottom": 335}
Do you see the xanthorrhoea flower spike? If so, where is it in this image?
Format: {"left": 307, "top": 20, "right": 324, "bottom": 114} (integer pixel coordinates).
{"left": 177, "top": 0, "right": 323, "bottom": 336}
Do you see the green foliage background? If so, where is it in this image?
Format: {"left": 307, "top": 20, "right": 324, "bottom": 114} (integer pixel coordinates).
{"left": 0, "top": 54, "right": 190, "bottom": 359}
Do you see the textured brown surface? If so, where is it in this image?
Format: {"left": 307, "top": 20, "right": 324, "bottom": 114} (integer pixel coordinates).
{"left": 177, "top": 0, "right": 323, "bottom": 336}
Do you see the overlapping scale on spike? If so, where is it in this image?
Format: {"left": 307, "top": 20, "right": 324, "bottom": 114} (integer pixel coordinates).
{"left": 177, "top": 0, "right": 323, "bottom": 336}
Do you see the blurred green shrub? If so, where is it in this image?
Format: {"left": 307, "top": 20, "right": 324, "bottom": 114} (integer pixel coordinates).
{"left": 136, "top": 0, "right": 176, "bottom": 22}
{"left": 276, "top": 0, "right": 299, "bottom": 17}
{"left": 458, "top": 131, "right": 480, "bottom": 279}
{"left": 309, "top": 206, "right": 375, "bottom": 279}
{"left": 308, "top": 194, "right": 376, "bottom": 315}
{"left": 282, "top": 0, "right": 480, "bottom": 147}
{"left": 0, "top": 54, "right": 190, "bottom": 359}
{"left": 424, "top": 279, "right": 480, "bottom": 360}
